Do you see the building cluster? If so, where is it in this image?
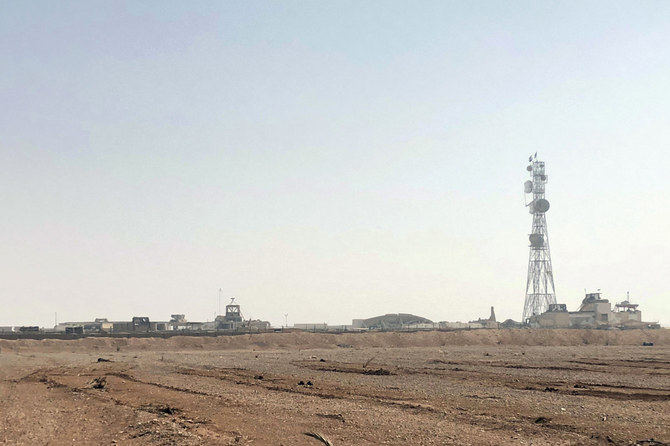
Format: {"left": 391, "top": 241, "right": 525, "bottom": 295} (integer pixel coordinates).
{"left": 530, "top": 292, "right": 659, "bottom": 329}
{"left": 0, "top": 292, "right": 660, "bottom": 337}
{"left": 0, "top": 300, "right": 270, "bottom": 336}
{"left": 292, "top": 295, "right": 659, "bottom": 332}
{"left": 293, "top": 308, "right": 501, "bottom": 332}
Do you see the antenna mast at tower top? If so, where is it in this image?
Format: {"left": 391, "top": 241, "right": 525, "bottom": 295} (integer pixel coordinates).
{"left": 523, "top": 154, "right": 557, "bottom": 322}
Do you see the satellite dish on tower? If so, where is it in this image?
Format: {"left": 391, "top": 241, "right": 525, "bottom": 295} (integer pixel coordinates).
{"left": 534, "top": 198, "right": 550, "bottom": 213}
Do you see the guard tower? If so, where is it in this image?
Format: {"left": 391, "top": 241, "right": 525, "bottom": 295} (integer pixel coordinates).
{"left": 522, "top": 154, "right": 557, "bottom": 322}
{"left": 225, "top": 298, "right": 243, "bottom": 323}
{"left": 215, "top": 297, "right": 244, "bottom": 330}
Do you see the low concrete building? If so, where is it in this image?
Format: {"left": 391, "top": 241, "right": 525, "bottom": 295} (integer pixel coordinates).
{"left": 351, "top": 319, "right": 365, "bottom": 329}
{"left": 440, "top": 321, "right": 469, "bottom": 329}
{"left": 326, "top": 324, "right": 355, "bottom": 331}
{"left": 247, "top": 320, "right": 271, "bottom": 331}
{"left": 65, "top": 326, "right": 84, "bottom": 335}
{"left": 532, "top": 304, "right": 570, "bottom": 328}
{"left": 405, "top": 323, "right": 440, "bottom": 330}
{"left": 294, "top": 323, "right": 328, "bottom": 331}
{"left": 56, "top": 321, "right": 104, "bottom": 333}
{"left": 612, "top": 300, "right": 644, "bottom": 327}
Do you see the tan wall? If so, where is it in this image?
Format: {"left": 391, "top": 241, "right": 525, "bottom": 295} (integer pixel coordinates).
{"left": 595, "top": 302, "right": 611, "bottom": 315}
{"left": 612, "top": 311, "right": 642, "bottom": 325}
{"left": 538, "top": 312, "right": 570, "bottom": 328}
{"left": 569, "top": 313, "right": 595, "bottom": 328}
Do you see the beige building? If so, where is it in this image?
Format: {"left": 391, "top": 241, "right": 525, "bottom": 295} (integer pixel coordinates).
{"left": 530, "top": 292, "right": 657, "bottom": 329}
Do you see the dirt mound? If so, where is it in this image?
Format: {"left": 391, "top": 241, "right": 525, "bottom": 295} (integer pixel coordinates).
{"left": 1, "top": 328, "right": 668, "bottom": 353}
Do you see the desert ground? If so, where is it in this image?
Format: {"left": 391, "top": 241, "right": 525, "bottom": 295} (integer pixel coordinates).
{"left": 1, "top": 329, "right": 669, "bottom": 446}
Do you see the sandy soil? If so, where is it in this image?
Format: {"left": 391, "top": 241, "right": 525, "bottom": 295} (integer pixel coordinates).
{"left": 0, "top": 329, "right": 668, "bottom": 445}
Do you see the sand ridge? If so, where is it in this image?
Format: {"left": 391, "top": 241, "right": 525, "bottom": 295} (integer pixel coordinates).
{"left": 1, "top": 328, "right": 668, "bottom": 353}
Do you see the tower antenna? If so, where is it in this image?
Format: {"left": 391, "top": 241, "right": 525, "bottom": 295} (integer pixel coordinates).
{"left": 522, "top": 155, "right": 557, "bottom": 322}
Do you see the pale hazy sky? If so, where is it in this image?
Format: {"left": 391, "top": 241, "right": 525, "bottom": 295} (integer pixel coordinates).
{"left": 1, "top": 1, "right": 669, "bottom": 328}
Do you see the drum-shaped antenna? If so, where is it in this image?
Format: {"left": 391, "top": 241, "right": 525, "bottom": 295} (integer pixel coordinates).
{"left": 524, "top": 180, "right": 533, "bottom": 193}
{"left": 529, "top": 233, "right": 544, "bottom": 247}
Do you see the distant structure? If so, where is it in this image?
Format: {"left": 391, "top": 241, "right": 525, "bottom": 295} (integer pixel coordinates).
{"left": 523, "top": 154, "right": 557, "bottom": 322}
{"left": 352, "top": 313, "right": 433, "bottom": 330}
{"left": 170, "top": 314, "right": 187, "bottom": 324}
{"left": 529, "top": 291, "right": 659, "bottom": 329}
{"left": 215, "top": 297, "right": 244, "bottom": 330}
{"left": 467, "top": 306, "right": 499, "bottom": 329}
{"left": 23, "top": 298, "right": 271, "bottom": 337}
{"left": 132, "top": 316, "right": 151, "bottom": 332}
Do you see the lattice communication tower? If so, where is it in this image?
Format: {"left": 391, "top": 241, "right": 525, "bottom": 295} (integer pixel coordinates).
{"left": 522, "top": 154, "right": 557, "bottom": 322}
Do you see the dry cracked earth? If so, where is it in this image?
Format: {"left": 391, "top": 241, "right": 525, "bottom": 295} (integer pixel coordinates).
{"left": 0, "top": 331, "right": 669, "bottom": 445}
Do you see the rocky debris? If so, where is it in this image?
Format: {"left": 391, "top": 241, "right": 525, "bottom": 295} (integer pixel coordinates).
{"left": 140, "top": 403, "right": 181, "bottom": 416}
{"left": 89, "top": 376, "right": 107, "bottom": 389}
{"left": 125, "top": 419, "right": 201, "bottom": 445}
